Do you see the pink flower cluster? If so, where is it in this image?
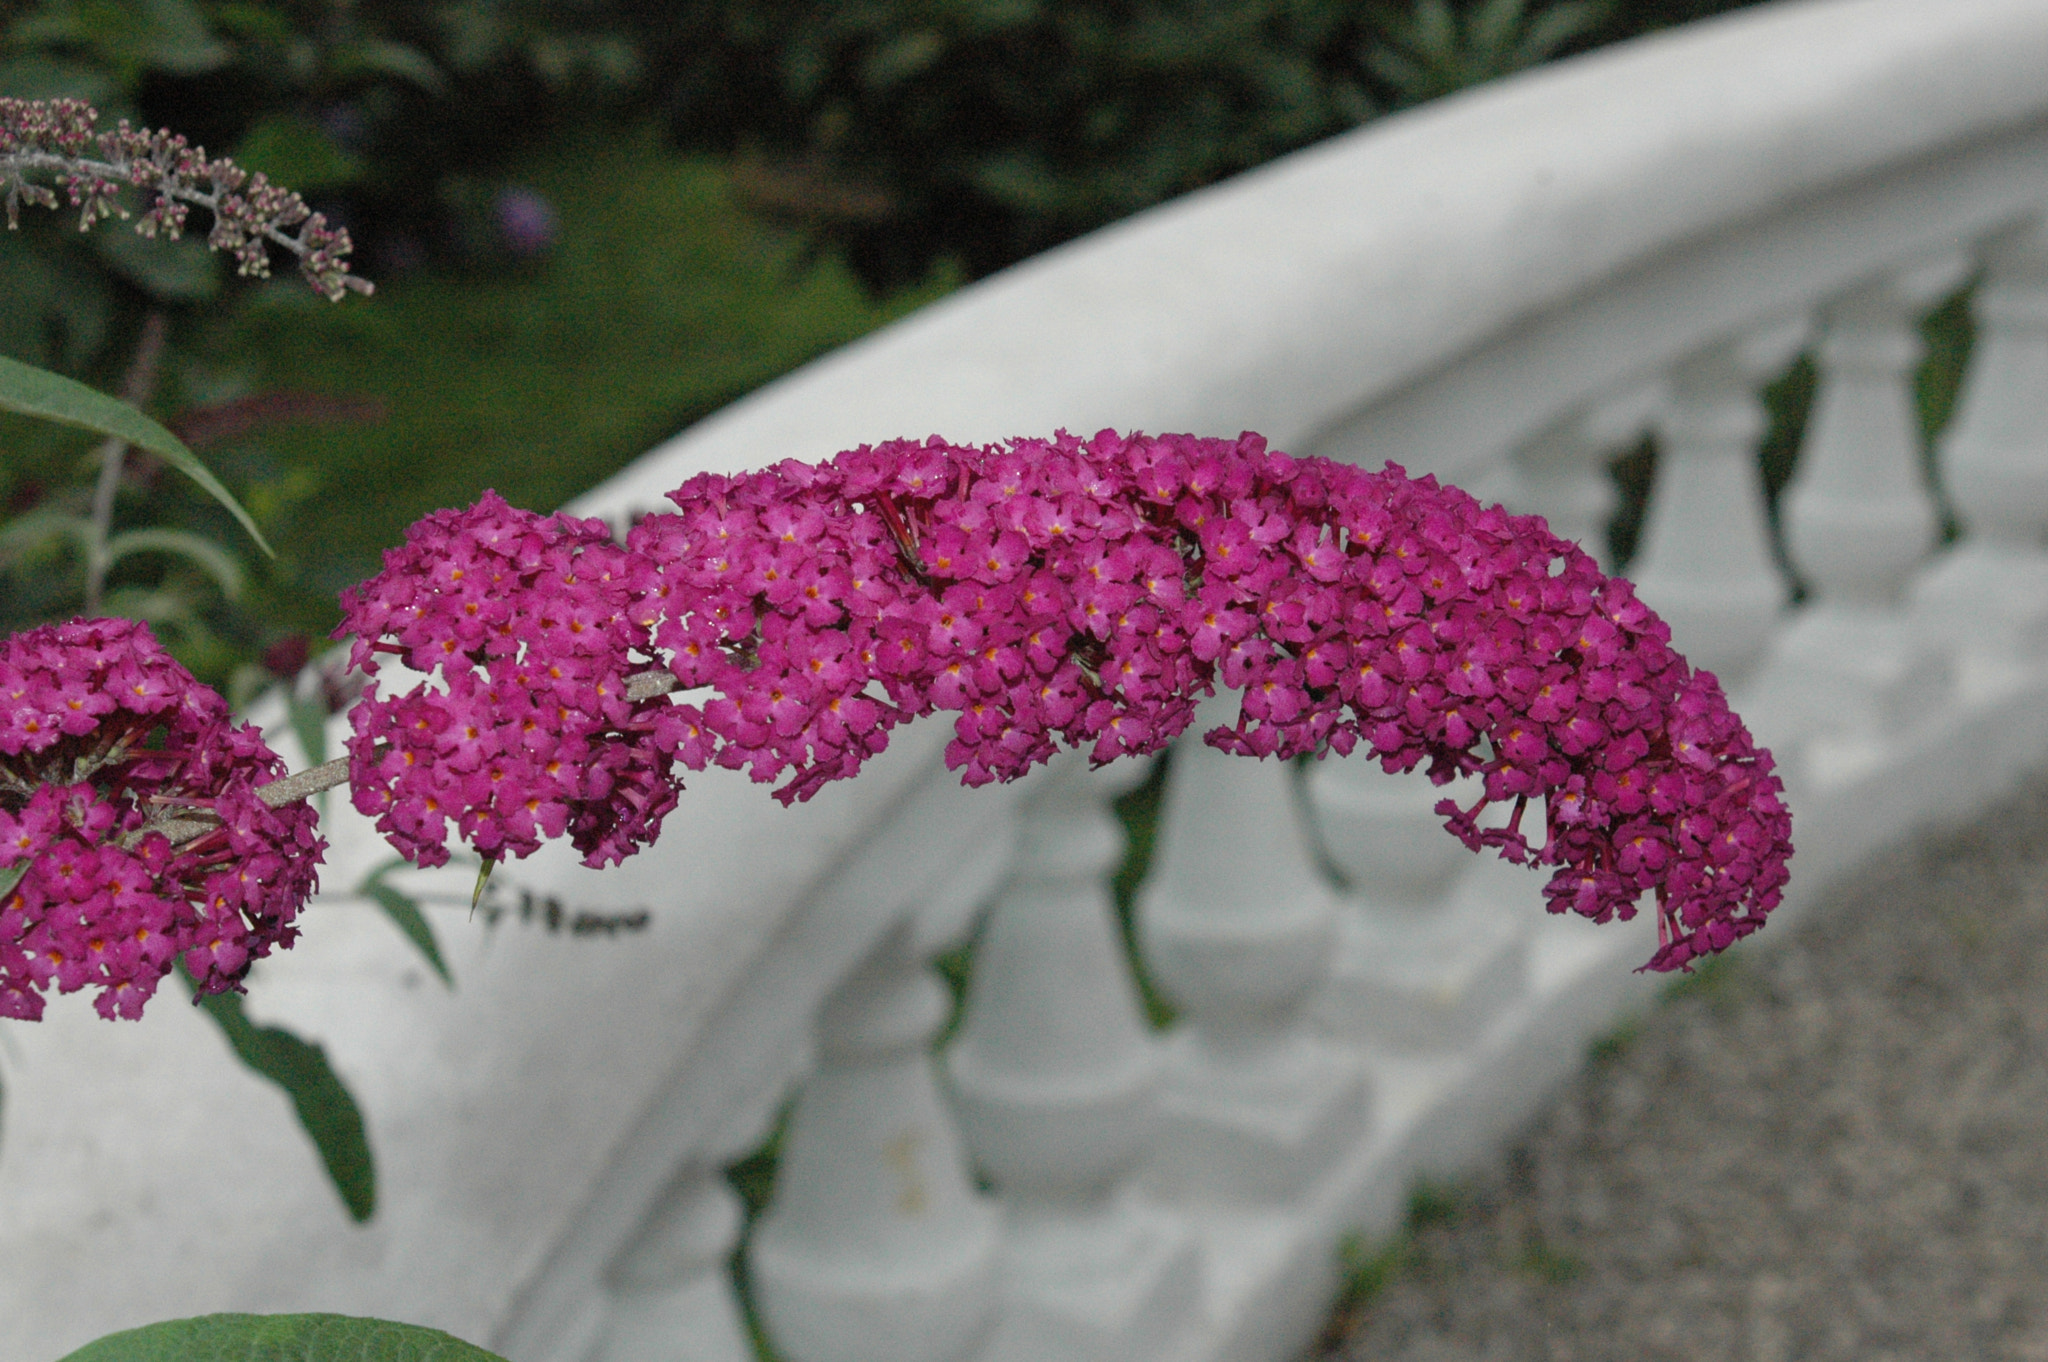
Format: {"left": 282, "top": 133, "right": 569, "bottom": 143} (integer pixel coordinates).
{"left": 336, "top": 430, "right": 1790, "bottom": 970}
{"left": 0, "top": 97, "right": 367, "bottom": 300}
{"left": 337, "top": 492, "right": 680, "bottom": 870}
{"left": 0, "top": 620, "right": 323, "bottom": 1020}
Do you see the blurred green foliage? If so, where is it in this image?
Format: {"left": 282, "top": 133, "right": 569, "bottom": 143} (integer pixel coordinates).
{"left": 0, "top": 0, "right": 958, "bottom": 684}
{"left": 0, "top": 131, "right": 954, "bottom": 678}
{"left": 650, "top": 0, "right": 1770, "bottom": 290}
{"left": 2, "top": 0, "right": 1778, "bottom": 371}
{"left": 1366, "top": 0, "right": 1615, "bottom": 107}
{"left": 192, "top": 128, "right": 959, "bottom": 652}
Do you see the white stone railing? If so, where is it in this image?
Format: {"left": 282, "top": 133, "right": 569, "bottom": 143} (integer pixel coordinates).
{"left": 9, "top": 2, "right": 2048, "bottom": 1360}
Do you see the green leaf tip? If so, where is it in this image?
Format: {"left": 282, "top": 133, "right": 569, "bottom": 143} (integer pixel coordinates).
{"left": 190, "top": 987, "right": 376, "bottom": 1221}
{"left": 56, "top": 1312, "right": 509, "bottom": 1362}
{"left": 0, "top": 354, "right": 276, "bottom": 559}
{"left": 471, "top": 857, "right": 498, "bottom": 915}
{"left": 360, "top": 858, "right": 454, "bottom": 989}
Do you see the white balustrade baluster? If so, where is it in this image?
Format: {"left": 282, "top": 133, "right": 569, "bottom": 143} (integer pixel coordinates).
{"left": 1306, "top": 761, "right": 1527, "bottom": 1051}
{"left": 1786, "top": 263, "right": 1961, "bottom": 605}
{"left": 945, "top": 755, "right": 1199, "bottom": 1362}
{"left": 1746, "top": 261, "right": 1962, "bottom": 762}
{"left": 588, "top": 1167, "right": 753, "bottom": 1362}
{"left": 748, "top": 922, "right": 1002, "bottom": 1362}
{"left": 1506, "top": 412, "right": 1618, "bottom": 569}
{"left": 1912, "top": 215, "right": 2048, "bottom": 664}
{"left": 1627, "top": 325, "right": 1807, "bottom": 686}
{"left": 1136, "top": 691, "right": 1370, "bottom": 1202}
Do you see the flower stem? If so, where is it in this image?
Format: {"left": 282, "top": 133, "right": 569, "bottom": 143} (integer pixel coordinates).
{"left": 256, "top": 755, "right": 351, "bottom": 808}
{"left": 83, "top": 311, "right": 168, "bottom": 614}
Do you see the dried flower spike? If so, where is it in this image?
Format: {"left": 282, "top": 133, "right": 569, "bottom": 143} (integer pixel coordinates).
{"left": 0, "top": 97, "right": 371, "bottom": 301}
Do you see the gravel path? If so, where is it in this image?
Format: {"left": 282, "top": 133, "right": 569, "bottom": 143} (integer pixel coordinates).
{"left": 1316, "top": 775, "right": 2048, "bottom": 1362}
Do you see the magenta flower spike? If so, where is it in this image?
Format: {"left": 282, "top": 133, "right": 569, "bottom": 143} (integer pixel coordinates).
{"left": 336, "top": 492, "right": 679, "bottom": 870}
{"left": 0, "top": 619, "right": 323, "bottom": 1020}
{"left": 338, "top": 432, "right": 1791, "bottom": 971}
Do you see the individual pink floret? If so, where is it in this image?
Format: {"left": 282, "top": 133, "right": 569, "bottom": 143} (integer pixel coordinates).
{"left": 0, "top": 619, "right": 322, "bottom": 1020}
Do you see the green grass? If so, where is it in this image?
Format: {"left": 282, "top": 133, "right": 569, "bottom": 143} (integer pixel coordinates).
{"left": 197, "top": 124, "right": 959, "bottom": 643}
{"left": 1320, "top": 1180, "right": 1475, "bottom": 1347}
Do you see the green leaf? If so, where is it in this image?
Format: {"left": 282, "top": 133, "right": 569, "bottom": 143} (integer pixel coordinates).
{"left": 0, "top": 505, "right": 91, "bottom": 567}
{"left": 232, "top": 113, "right": 364, "bottom": 192}
{"left": 860, "top": 31, "right": 945, "bottom": 90}
{"left": 1411, "top": 0, "right": 1458, "bottom": 60}
{"left": 94, "top": 227, "right": 223, "bottom": 302}
{"left": 0, "top": 355, "right": 274, "bottom": 557}
{"left": 286, "top": 689, "right": 329, "bottom": 769}
{"left": 102, "top": 527, "right": 246, "bottom": 599}
{"left": 131, "top": 0, "right": 233, "bottom": 74}
{"left": 0, "top": 862, "right": 25, "bottom": 899}
{"left": 1470, "top": 0, "right": 1528, "bottom": 66}
{"left": 359, "top": 858, "right": 453, "bottom": 989}
{"left": 327, "top": 37, "right": 449, "bottom": 93}
{"left": 190, "top": 985, "right": 376, "bottom": 1221}
{"left": 57, "top": 1313, "right": 508, "bottom": 1362}
{"left": 0, "top": 54, "right": 118, "bottom": 106}
{"left": 1519, "top": 0, "right": 1613, "bottom": 64}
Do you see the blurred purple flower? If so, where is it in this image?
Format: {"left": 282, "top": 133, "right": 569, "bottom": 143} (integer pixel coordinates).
{"left": 493, "top": 185, "right": 558, "bottom": 258}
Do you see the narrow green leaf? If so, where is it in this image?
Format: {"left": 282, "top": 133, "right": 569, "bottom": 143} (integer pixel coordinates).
{"left": 471, "top": 856, "right": 497, "bottom": 914}
{"left": 102, "top": 526, "right": 246, "bottom": 599}
{"left": 190, "top": 984, "right": 376, "bottom": 1221}
{"left": 1520, "top": 0, "right": 1613, "bottom": 63}
{"left": 359, "top": 858, "right": 453, "bottom": 989}
{"left": 329, "top": 37, "right": 450, "bottom": 93}
{"left": 232, "top": 112, "right": 365, "bottom": 192}
{"left": 0, "top": 862, "right": 25, "bottom": 899}
{"left": 1471, "top": 0, "right": 1527, "bottom": 66}
{"left": 57, "top": 1312, "right": 508, "bottom": 1362}
{"left": 0, "top": 505, "right": 92, "bottom": 567}
{"left": 1413, "top": 0, "right": 1458, "bottom": 59}
{"left": 0, "top": 354, "right": 275, "bottom": 558}
{"left": 93, "top": 227, "right": 222, "bottom": 302}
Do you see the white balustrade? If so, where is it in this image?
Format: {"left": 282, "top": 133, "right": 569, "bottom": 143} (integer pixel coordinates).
{"left": 1137, "top": 692, "right": 1370, "bottom": 1203}
{"left": 945, "top": 755, "right": 1199, "bottom": 1362}
{"left": 1503, "top": 409, "right": 1621, "bottom": 567}
{"left": 1912, "top": 214, "right": 2048, "bottom": 667}
{"left": 1746, "top": 260, "right": 1963, "bottom": 768}
{"left": 589, "top": 1168, "right": 753, "bottom": 1362}
{"left": 1786, "top": 263, "right": 1961, "bottom": 606}
{"left": 1307, "top": 762, "right": 1528, "bottom": 1052}
{"left": 1627, "top": 324, "right": 1807, "bottom": 688}
{"left": 748, "top": 921, "right": 1003, "bottom": 1362}
{"left": 19, "top": 7, "right": 2048, "bottom": 1362}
